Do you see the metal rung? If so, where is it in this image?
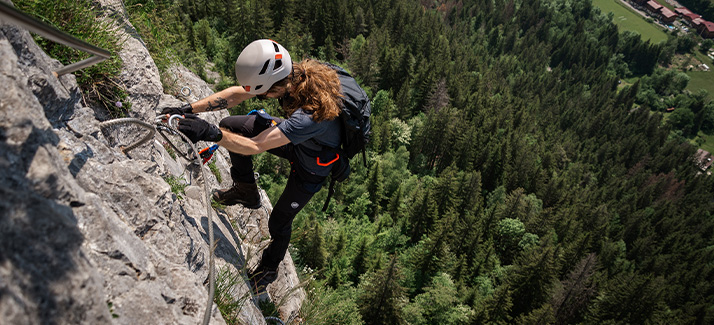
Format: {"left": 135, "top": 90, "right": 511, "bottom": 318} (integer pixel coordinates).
{"left": 0, "top": 1, "right": 111, "bottom": 76}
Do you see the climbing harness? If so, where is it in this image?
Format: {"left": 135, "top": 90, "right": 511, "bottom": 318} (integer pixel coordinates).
{"left": 99, "top": 113, "right": 216, "bottom": 325}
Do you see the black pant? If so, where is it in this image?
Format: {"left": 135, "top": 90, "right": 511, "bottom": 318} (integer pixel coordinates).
{"left": 219, "top": 115, "right": 326, "bottom": 270}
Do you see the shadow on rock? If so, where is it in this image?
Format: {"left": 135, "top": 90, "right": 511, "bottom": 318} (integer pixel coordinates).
{"left": 0, "top": 185, "right": 89, "bottom": 324}
{"left": 200, "top": 213, "right": 246, "bottom": 270}
{"left": 69, "top": 144, "right": 94, "bottom": 178}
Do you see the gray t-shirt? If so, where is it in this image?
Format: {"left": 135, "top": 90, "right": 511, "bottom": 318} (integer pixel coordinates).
{"left": 277, "top": 108, "right": 342, "bottom": 177}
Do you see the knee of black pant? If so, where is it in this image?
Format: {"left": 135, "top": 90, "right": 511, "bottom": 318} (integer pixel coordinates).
{"left": 218, "top": 117, "right": 233, "bottom": 130}
{"left": 268, "top": 211, "right": 294, "bottom": 238}
{"left": 268, "top": 221, "right": 292, "bottom": 241}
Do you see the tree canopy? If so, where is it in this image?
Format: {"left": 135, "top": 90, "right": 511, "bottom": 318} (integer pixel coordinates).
{"left": 125, "top": 0, "right": 714, "bottom": 323}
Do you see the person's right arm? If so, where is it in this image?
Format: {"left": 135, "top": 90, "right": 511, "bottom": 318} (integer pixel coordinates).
{"left": 190, "top": 86, "right": 255, "bottom": 113}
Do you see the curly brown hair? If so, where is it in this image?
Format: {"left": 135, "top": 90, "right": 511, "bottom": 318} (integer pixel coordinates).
{"left": 281, "top": 59, "right": 343, "bottom": 122}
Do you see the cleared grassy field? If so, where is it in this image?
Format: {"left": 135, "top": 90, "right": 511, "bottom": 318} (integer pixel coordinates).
{"left": 592, "top": 0, "right": 669, "bottom": 43}
{"left": 686, "top": 71, "right": 714, "bottom": 98}
{"left": 698, "top": 132, "right": 714, "bottom": 154}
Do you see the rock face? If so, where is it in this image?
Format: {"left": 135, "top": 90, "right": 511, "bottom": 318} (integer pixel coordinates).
{"left": 0, "top": 1, "right": 304, "bottom": 324}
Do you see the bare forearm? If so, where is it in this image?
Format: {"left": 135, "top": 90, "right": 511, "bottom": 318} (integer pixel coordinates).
{"left": 191, "top": 86, "right": 254, "bottom": 113}
{"left": 217, "top": 129, "right": 263, "bottom": 155}
{"left": 217, "top": 126, "right": 291, "bottom": 156}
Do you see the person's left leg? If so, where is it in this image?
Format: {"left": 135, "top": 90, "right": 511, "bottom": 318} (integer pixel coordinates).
{"left": 218, "top": 115, "right": 283, "bottom": 183}
{"left": 213, "top": 115, "right": 284, "bottom": 207}
{"left": 250, "top": 169, "right": 324, "bottom": 291}
{"left": 260, "top": 173, "right": 317, "bottom": 270}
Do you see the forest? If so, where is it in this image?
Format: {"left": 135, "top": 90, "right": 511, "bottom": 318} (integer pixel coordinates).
{"left": 120, "top": 0, "right": 714, "bottom": 323}
{"left": 22, "top": 0, "right": 714, "bottom": 323}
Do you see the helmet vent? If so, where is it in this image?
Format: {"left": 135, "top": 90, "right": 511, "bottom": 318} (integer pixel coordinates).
{"left": 259, "top": 60, "right": 270, "bottom": 75}
{"left": 274, "top": 60, "right": 283, "bottom": 70}
{"left": 255, "top": 85, "right": 263, "bottom": 90}
{"left": 272, "top": 42, "right": 280, "bottom": 52}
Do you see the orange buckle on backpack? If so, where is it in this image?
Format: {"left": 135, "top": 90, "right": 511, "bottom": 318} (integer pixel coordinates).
{"left": 317, "top": 154, "right": 340, "bottom": 166}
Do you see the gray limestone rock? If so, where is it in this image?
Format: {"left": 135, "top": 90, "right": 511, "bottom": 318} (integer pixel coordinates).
{"left": 0, "top": 0, "right": 305, "bottom": 324}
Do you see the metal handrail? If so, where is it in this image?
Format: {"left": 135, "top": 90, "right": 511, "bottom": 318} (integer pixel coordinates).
{"left": 0, "top": 1, "right": 111, "bottom": 77}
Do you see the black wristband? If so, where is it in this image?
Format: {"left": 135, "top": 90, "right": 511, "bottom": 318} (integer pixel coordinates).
{"left": 181, "top": 103, "right": 193, "bottom": 114}
{"left": 208, "top": 125, "right": 223, "bottom": 142}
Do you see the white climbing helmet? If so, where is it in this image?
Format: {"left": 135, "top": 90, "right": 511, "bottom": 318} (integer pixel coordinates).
{"left": 235, "top": 39, "right": 292, "bottom": 94}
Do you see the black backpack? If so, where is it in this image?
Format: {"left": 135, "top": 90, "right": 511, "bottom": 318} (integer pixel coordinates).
{"left": 321, "top": 63, "right": 371, "bottom": 211}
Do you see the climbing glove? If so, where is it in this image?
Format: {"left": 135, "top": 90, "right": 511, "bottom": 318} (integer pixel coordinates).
{"left": 160, "top": 103, "right": 193, "bottom": 117}
{"left": 177, "top": 116, "right": 223, "bottom": 143}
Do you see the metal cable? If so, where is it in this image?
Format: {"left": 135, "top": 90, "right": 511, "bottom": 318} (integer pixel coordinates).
{"left": 98, "top": 118, "right": 155, "bottom": 154}
{"left": 99, "top": 117, "right": 216, "bottom": 325}
{"left": 3, "top": 2, "right": 219, "bottom": 321}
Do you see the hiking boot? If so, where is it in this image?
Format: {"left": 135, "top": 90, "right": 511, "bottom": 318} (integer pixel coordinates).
{"left": 212, "top": 182, "right": 261, "bottom": 208}
{"left": 248, "top": 265, "right": 278, "bottom": 295}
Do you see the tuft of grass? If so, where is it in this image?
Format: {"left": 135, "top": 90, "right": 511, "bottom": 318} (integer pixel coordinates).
{"left": 214, "top": 265, "right": 253, "bottom": 324}
{"left": 208, "top": 160, "right": 222, "bottom": 183}
{"left": 163, "top": 142, "right": 177, "bottom": 160}
{"left": 14, "top": 0, "right": 129, "bottom": 117}
{"left": 106, "top": 301, "right": 119, "bottom": 319}
{"left": 258, "top": 300, "right": 279, "bottom": 319}
{"left": 122, "top": 0, "right": 182, "bottom": 94}
{"left": 163, "top": 175, "right": 187, "bottom": 199}
{"left": 211, "top": 198, "right": 226, "bottom": 211}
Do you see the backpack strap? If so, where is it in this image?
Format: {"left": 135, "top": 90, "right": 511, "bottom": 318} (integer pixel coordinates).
{"left": 322, "top": 177, "right": 337, "bottom": 212}
{"left": 320, "top": 147, "right": 351, "bottom": 212}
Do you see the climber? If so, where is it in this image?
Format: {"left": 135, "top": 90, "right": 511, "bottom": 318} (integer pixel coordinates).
{"left": 162, "top": 39, "right": 346, "bottom": 294}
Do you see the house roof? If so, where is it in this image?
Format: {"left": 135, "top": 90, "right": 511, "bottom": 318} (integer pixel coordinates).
{"left": 692, "top": 18, "right": 704, "bottom": 26}
{"left": 660, "top": 8, "right": 676, "bottom": 18}
{"left": 675, "top": 7, "right": 693, "bottom": 16}
{"left": 685, "top": 13, "right": 702, "bottom": 20}
{"left": 702, "top": 20, "right": 714, "bottom": 32}
{"left": 647, "top": 1, "right": 663, "bottom": 10}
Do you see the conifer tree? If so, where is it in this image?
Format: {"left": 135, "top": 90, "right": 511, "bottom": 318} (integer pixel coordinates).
{"left": 552, "top": 253, "right": 598, "bottom": 325}
{"left": 408, "top": 188, "right": 438, "bottom": 243}
{"left": 368, "top": 160, "right": 385, "bottom": 219}
{"left": 509, "top": 241, "right": 557, "bottom": 318}
{"left": 351, "top": 236, "right": 371, "bottom": 284}
{"left": 586, "top": 272, "right": 667, "bottom": 323}
{"left": 472, "top": 283, "right": 514, "bottom": 325}
{"left": 357, "top": 255, "right": 408, "bottom": 325}
{"left": 410, "top": 211, "right": 457, "bottom": 294}
{"left": 294, "top": 212, "right": 327, "bottom": 271}
{"left": 403, "top": 273, "right": 474, "bottom": 324}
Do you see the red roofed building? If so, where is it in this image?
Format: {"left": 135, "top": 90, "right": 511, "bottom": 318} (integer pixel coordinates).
{"left": 659, "top": 7, "right": 677, "bottom": 23}
{"left": 684, "top": 13, "right": 702, "bottom": 25}
{"left": 697, "top": 20, "right": 714, "bottom": 38}
{"left": 692, "top": 18, "right": 704, "bottom": 28}
{"left": 675, "top": 7, "right": 693, "bottom": 16}
{"left": 646, "top": 0, "right": 663, "bottom": 13}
